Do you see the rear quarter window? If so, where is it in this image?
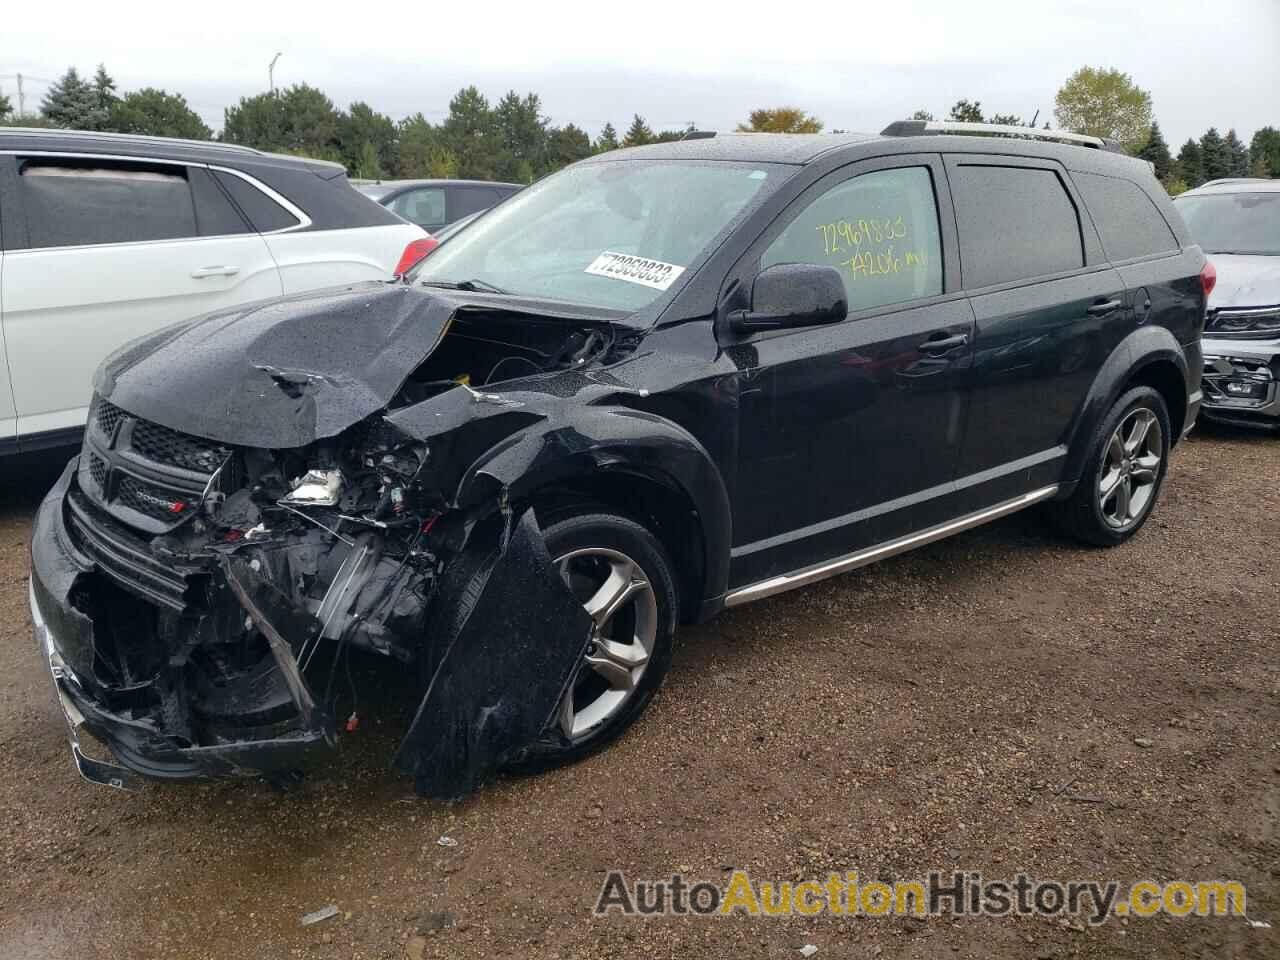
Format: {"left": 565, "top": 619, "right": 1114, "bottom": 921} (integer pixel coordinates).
{"left": 212, "top": 170, "right": 300, "bottom": 232}
{"left": 951, "top": 164, "right": 1084, "bottom": 288}
{"left": 1074, "top": 171, "right": 1178, "bottom": 261}
{"left": 19, "top": 159, "right": 198, "bottom": 248}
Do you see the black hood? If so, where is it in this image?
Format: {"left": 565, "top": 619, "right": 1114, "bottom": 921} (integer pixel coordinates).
{"left": 95, "top": 282, "right": 456, "bottom": 449}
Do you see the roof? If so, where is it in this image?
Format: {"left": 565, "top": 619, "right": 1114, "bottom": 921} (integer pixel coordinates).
{"left": 584, "top": 129, "right": 1149, "bottom": 172}
{"left": 0, "top": 127, "right": 345, "bottom": 176}
{"left": 355, "top": 178, "right": 524, "bottom": 190}
{"left": 587, "top": 132, "right": 878, "bottom": 165}
{"left": 1179, "top": 178, "right": 1280, "bottom": 196}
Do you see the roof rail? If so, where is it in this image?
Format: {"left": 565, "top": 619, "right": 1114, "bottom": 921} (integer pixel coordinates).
{"left": 680, "top": 130, "right": 717, "bottom": 140}
{"left": 0, "top": 126, "right": 263, "bottom": 157}
{"left": 1198, "top": 177, "right": 1273, "bottom": 188}
{"left": 880, "top": 119, "right": 1123, "bottom": 153}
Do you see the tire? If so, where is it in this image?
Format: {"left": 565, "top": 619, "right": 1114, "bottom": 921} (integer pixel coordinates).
{"left": 1051, "top": 385, "right": 1171, "bottom": 547}
{"left": 505, "top": 510, "right": 679, "bottom": 773}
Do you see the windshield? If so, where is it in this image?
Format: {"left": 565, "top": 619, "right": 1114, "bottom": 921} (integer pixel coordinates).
{"left": 410, "top": 160, "right": 781, "bottom": 312}
{"left": 1174, "top": 192, "right": 1280, "bottom": 256}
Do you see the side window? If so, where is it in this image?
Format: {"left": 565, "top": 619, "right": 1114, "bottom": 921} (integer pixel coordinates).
{"left": 449, "top": 187, "right": 501, "bottom": 221}
{"left": 762, "top": 166, "right": 943, "bottom": 314}
{"left": 19, "top": 158, "right": 198, "bottom": 248}
{"left": 211, "top": 170, "right": 300, "bottom": 232}
{"left": 951, "top": 165, "right": 1084, "bottom": 287}
{"left": 1074, "top": 171, "right": 1178, "bottom": 261}
{"left": 188, "top": 167, "right": 251, "bottom": 237}
{"left": 388, "top": 187, "right": 445, "bottom": 226}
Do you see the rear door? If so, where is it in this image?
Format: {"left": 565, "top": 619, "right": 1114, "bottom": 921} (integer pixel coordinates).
{"left": 947, "top": 155, "right": 1126, "bottom": 511}
{"left": 447, "top": 185, "right": 502, "bottom": 224}
{"left": 1, "top": 155, "right": 282, "bottom": 440}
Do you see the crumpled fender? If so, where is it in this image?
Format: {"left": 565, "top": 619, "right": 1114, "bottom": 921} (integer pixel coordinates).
{"left": 452, "top": 405, "right": 733, "bottom": 611}
{"left": 393, "top": 507, "right": 592, "bottom": 798}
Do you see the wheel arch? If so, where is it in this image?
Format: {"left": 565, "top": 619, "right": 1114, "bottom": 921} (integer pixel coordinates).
{"left": 452, "top": 407, "right": 732, "bottom": 623}
{"left": 1062, "top": 326, "right": 1191, "bottom": 486}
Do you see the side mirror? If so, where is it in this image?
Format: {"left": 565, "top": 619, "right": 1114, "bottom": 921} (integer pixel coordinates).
{"left": 728, "top": 263, "right": 848, "bottom": 334}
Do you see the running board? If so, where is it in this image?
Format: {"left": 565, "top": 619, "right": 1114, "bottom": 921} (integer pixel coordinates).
{"left": 723, "top": 485, "right": 1060, "bottom": 607}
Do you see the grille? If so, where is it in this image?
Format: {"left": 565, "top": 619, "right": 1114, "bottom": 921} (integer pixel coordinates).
{"left": 87, "top": 453, "right": 108, "bottom": 493}
{"left": 132, "top": 418, "right": 231, "bottom": 474}
{"left": 94, "top": 397, "right": 125, "bottom": 438}
{"left": 116, "top": 475, "right": 191, "bottom": 522}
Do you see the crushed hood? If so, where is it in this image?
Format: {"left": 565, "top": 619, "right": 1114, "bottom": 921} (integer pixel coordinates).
{"left": 1208, "top": 254, "right": 1280, "bottom": 311}
{"left": 94, "top": 282, "right": 456, "bottom": 449}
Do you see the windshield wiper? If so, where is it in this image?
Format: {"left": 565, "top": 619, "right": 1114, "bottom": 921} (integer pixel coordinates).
{"left": 420, "top": 278, "right": 510, "bottom": 295}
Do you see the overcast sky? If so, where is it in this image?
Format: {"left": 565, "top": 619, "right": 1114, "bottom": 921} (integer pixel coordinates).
{"left": 4, "top": 0, "right": 1277, "bottom": 148}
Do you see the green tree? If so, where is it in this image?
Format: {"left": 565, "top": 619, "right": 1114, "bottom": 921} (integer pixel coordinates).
{"left": 1163, "top": 177, "right": 1189, "bottom": 196}
{"left": 494, "top": 91, "right": 548, "bottom": 179}
{"left": 736, "top": 107, "right": 823, "bottom": 134}
{"left": 223, "top": 84, "right": 340, "bottom": 160}
{"left": 987, "top": 113, "right": 1024, "bottom": 126}
{"left": 948, "top": 99, "right": 984, "bottom": 123}
{"left": 0, "top": 91, "right": 12, "bottom": 121}
{"left": 623, "top": 114, "right": 654, "bottom": 147}
{"left": 92, "top": 64, "right": 117, "bottom": 117}
{"left": 1200, "top": 127, "right": 1230, "bottom": 182}
{"left": 107, "top": 88, "right": 211, "bottom": 139}
{"left": 545, "top": 123, "right": 592, "bottom": 174}
{"left": 440, "top": 86, "right": 501, "bottom": 179}
{"left": 1248, "top": 126, "right": 1279, "bottom": 177}
{"left": 594, "top": 122, "right": 619, "bottom": 153}
{"left": 41, "top": 67, "right": 102, "bottom": 129}
{"left": 338, "top": 101, "right": 397, "bottom": 176}
{"left": 1224, "top": 129, "right": 1250, "bottom": 177}
{"left": 1175, "top": 138, "right": 1204, "bottom": 188}
{"left": 910, "top": 109, "right": 934, "bottom": 121}
{"left": 1053, "top": 66, "right": 1152, "bottom": 151}
{"left": 1136, "top": 119, "right": 1172, "bottom": 180}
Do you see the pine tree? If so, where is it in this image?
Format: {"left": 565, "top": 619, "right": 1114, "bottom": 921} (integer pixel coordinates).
{"left": 1224, "top": 129, "right": 1249, "bottom": 177}
{"left": 1175, "top": 139, "right": 1203, "bottom": 188}
{"left": 1136, "top": 119, "right": 1172, "bottom": 180}
{"left": 0, "top": 90, "right": 12, "bottom": 121}
{"left": 594, "top": 122, "right": 619, "bottom": 153}
{"left": 948, "top": 99, "right": 984, "bottom": 123}
{"left": 1199, "top": 128, "right": 1230, "bottom": 182}
{"left": 41, "top": 67, "right": 100, "bottom": 129}
{"left": 92, "top": 64, "right": 116, "bottom": 112}
{"left": 623, "top": 115, "right": 653, "bottom": 147}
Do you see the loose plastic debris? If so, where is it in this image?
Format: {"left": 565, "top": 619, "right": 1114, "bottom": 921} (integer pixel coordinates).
{"left": 300, "top": 905, "right": 340, "bottom": 926}
{"left": 799, "top": 946, "right": 818, "bottom": 957}
{"left": 437, "top": 836, "right": 458, "bottom": 848}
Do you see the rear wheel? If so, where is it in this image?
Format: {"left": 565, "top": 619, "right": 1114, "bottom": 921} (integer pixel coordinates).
{"left": 506, "top": 511, "right": 678, "bottom": 773}
{"left": 1052, "top": 385, "right": 1171, "bottom": 546}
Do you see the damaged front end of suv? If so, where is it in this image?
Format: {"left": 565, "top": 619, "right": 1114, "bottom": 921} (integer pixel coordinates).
{"left": 30, "top": 282, "right": 687, "bottom": 798}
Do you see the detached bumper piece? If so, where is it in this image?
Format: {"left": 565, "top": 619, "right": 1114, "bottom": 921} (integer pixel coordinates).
{"left": 1201, "top": 354, "right": 1280, "bottom": 429}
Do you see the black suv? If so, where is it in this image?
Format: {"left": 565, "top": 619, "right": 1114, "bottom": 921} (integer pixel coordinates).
{"left": 31, "top": 124, "right": 1207, "bottom": 797}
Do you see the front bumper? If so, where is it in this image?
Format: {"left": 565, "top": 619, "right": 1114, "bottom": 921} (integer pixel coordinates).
{"left": 1200, "top": 336, "right": 1280, "bottom": 429}
{"left": 30, "top": 460, "right": 334, "bottom": 787}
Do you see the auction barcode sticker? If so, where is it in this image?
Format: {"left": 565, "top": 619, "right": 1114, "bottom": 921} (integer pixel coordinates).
{"left": 584, "top": 251, "right": 686, "bottom": 291}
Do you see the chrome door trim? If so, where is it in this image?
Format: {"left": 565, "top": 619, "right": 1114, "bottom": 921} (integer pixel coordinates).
{"left": 724, "top": 484, "right": 1060, "bottom": 607}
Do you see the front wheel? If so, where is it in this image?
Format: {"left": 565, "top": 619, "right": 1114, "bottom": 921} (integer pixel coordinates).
{"left": 1051, "top": 385, "right": 1171, "bottom": 546}
{"left": 505, "top": 511, "right": 678, "bottom": 773}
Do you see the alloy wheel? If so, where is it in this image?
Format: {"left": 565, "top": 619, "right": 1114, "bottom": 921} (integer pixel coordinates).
{"left": 1098, "top": 407, "right": 1163, "bottom": 529}
{"left": 553, "top": 547, "right": 658, "bottom": 741}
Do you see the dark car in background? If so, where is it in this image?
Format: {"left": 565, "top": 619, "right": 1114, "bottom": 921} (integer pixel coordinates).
{"left": 31, "top": 123, "right": 1207, "bottom": 798}
{"left": 1174, "top": 178, "right": 1280, "bottom": 430}
{"left": 355, "top": 178, "right": 522, "bottom": 233}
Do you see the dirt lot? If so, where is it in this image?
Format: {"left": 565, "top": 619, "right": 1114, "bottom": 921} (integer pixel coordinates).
{"left": 0, "top": 428, "right": 1276, "bottom": 960}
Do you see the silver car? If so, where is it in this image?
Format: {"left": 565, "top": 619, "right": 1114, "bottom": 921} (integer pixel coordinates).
{"left": 1174, "top": 178, "right": 1280, "bottom": 429}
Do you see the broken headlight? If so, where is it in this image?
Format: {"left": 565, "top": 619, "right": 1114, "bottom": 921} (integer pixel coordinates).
{"left": 282, "top": 469, "right": 344, "bottom": 506}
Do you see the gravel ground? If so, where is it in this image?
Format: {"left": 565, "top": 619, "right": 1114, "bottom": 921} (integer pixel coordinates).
{"left": 0, "top": 428, "right": 1276, "bottom": 960}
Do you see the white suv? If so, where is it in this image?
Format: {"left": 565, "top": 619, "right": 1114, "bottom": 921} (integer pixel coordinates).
{"left": 0, "top": 128, "right": 430, "bottom": 454}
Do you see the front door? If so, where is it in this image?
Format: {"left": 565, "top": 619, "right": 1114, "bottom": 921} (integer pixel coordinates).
{"left": 725, "top": 155, "right": 974, "bottom": 587}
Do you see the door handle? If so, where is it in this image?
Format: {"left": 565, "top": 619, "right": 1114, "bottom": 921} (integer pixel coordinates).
{"left": 1086, "top": 299, "right": 1122, "bottom": 316}
{"left": 918, "top": 332, "right": 969, "bottom": 354}
{"left": 190, "top": 265, "right": 240, "bottom": 279}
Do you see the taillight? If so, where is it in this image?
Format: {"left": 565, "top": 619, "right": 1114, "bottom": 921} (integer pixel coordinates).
{"left": 1200, "top": 261, "right": 1217, "bottom": 298}
{"left": 394, "top": 237, "right": 439, "bottom": 276}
